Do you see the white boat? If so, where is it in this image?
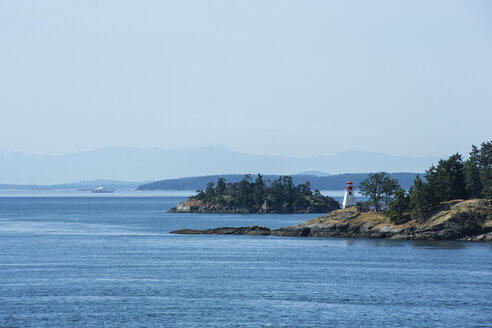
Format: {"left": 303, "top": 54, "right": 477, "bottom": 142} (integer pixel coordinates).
{"left": 91, "top": 185, "right": 114, "bottom": 193}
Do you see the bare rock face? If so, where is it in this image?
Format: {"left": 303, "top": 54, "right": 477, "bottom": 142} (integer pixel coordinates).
{"left": 461, "top": 232, "right": 492, "bottom": 241}
{"left": 170, "top": 225, "right": 272, "bottom": 236}
{"left": 271, "top": 199, "right": 491, "bottom": 241}
{"left": 168, "top": 199, "right": 253, "bottom": 213}
{"left": 168, "top": 198, "right": 339, "bottom": 214}
{"left": 258, "top": 201, "right": 270, "bottom": 213}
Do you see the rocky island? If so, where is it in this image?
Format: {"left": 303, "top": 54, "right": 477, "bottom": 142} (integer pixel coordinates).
{"left": 171, "top": 199, "right": 492, "bottom": 241}
{"left": 171, "top": 142, "right": 492, "bottom": 241}
{"left": 168, "top": 174, "right": 340, "bottom": 214}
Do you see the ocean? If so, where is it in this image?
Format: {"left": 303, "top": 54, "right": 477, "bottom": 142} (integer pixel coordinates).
{"left": 0, "top": 193, "right": 491, "bottom": 327}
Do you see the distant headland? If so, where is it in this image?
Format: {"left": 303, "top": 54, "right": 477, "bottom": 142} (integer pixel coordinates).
{"left": 171, "top": 141, "right": 492, "bottom": 241}
{"left": 168, "top": 174, "right": 340, "bottom": 214}
{"left": 171, "top": 199, "right": 492, "bottom": 241}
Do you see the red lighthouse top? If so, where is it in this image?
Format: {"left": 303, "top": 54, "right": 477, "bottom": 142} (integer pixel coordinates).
{"left": 345, "top": 180, "right": 353, "bottom": 190}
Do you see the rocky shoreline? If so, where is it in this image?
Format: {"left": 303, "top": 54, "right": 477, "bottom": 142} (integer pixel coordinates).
{"left": 171, "top": 225, "right": 272, "bottom": 236}
{"left": 170, "top": 199, "right": 492, "bottom": 241}
{"left": 168, "top": 198, "right": 338, "bottom": 214}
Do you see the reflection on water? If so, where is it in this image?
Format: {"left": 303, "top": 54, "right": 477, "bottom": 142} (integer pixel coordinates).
{"left": 410, "top": 240, "right": 474, "bottom": 250}
{"left": 339, "top": 237, "right": 485, "bottom": 250}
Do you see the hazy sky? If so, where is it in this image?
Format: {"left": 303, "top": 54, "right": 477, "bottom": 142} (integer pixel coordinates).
{"left": 1, "top": 0, "right": 491, "bottom": 157}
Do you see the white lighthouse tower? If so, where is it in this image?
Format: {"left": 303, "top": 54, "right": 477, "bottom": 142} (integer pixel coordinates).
{"left": 342, "top": 180, "right": 356, "bottom": 208}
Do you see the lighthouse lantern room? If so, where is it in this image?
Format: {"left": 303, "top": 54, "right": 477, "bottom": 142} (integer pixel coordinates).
{"left": 342, "top": 180, "right": 356, "bottom": 209}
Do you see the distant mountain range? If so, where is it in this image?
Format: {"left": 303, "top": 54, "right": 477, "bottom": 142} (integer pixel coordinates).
{"left": 0, "top": 145, "right": 439, "bottom": 185}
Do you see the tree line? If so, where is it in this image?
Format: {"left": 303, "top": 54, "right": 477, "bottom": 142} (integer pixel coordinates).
{"left": 191, "top": 174, "right": 339, "bottom": 213}
{"left": 137, "top": 173, "right": 419, "bottom": 191}
{"left": 358, "top": 141, "right": 491, "bottom": 223}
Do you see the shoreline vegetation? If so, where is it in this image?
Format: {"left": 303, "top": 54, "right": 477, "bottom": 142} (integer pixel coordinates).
{"left": 171, "top": 141, "right": 492, "bottom": 241}
{"left": 169, "top": 175, "right": 340, "bottom": 214}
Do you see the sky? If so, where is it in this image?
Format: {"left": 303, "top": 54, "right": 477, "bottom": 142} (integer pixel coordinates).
{"left": 1, "top": 0, "right": 491, "bottom": 158}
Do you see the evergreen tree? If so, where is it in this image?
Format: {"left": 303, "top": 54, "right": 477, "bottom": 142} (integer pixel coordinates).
{"left": 253, "top": 174, "right": 265, "bottom": 205}
{"left": 297, "top": 181, "right": 313, "bottom": 197}
{"left": 388, "top": 189, "right": 410, "bottom": 224}
{"left": 204, "top": 182, "right": 215, "bottom": 200}
{"left": 238, "top": 175, "right": 251, "bottom": 207}
{"left": 224, "top": 182, "right": 239, "bottom": 204}
{"left": 425, "top": 153, "right": 467, "bottom": 202}
{"left": 282, "top": 176, "right": 295, "bottom": 209}
{"left": 293, "top": 181, "right": 311, "bottom": 211}
{"left": 478, "top": 141, "right": 492, "bottom": 200}
{"left": 216, "top": 178, "right": 226, "bottom": 196}
{"left": 409, "top": 175, "right": 430, "bottom": 220}
{"left": 464, "top": 145, "right": 482, "bottom": 198}
{"left": 195, "top": 189, "right": 205, "bottom": 200}
{"left": 422, "top": 165, "right": 439, "bottom": 206}
{"left": 313, "top": 189, "right": 323, "bottom": 199}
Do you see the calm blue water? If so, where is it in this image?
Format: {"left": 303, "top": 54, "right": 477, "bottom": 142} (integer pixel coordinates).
{"left": 0, "top": 195, "right": 491, "bottom": 328}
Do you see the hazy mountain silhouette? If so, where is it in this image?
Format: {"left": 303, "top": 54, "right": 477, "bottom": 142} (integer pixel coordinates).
{"left": 0, "top": 145, "right": 439, "bottom": 184}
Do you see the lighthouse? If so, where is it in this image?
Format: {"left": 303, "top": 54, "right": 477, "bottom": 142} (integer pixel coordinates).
{"left": 342, "top": 180, "right": 356, "bottom": 208}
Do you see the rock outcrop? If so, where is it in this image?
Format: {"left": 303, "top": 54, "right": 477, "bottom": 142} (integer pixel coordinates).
{"left": 168, "top": 199, "right": 253, "bottom": 213}
{"left": 168, "top": 199, "right": 337, "bottom": 214}
{"left": 272, "top": 199, "right": 491, "bottom": 241}
{"left": 170, "top": 199, "right": 492, "bottom": 241}
{"left": 171, "top": 225, "right": 271, "bottom": 235}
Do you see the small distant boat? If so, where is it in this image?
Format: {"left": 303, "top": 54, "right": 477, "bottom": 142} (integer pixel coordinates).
{"left": 91, "top": 185, "right": 114, "bottom": 193}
